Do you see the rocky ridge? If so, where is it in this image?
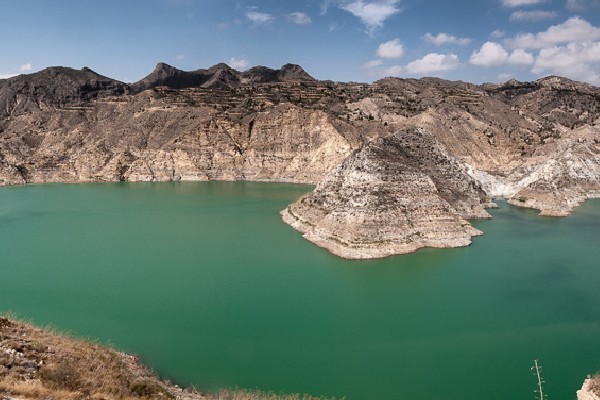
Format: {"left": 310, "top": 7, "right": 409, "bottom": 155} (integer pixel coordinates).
{"left": 131, "top": 62, "right": 315, "bottom": 91}
{"left": 0, "top": 63, "right": 599, "bottom": 258}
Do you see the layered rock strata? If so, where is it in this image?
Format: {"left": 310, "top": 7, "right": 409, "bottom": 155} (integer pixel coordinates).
{"left": 1, "top": 64, "right": 600, "bottom": 258}
{"left": 282, "top": 128, "right": 493, "bottom": 258}
{"left": 578, "top": 377, "right": 600, "bottom": 400}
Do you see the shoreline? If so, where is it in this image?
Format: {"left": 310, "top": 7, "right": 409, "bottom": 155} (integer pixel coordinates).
{"left": 0, "top": 315, "right": 332, "bottom": 400}
{"left": 2, "top": 177, "right": 599, "bottom": 260}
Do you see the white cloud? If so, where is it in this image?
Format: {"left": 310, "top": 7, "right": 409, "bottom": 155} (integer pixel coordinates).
{"left": 508, "top": 48, "right": 535, "bottom": 64}
{"left": 19, "top": 63, "right": 32, "bottom": 72}
{"left": 501, "top": 0, "right": 546, "bottom": 6}
{"left": 509, "top": 10, "right": 557, "bottom": 22}
{"left": 422, "top": 32, "right": 471, "bottom": 46}
{"left": 362, "top": 59, "right": 384, "bottom": 68}
{"left": 175, "top": 55, "right": 184, "bottom": 61}
{"left": 0, "top": 73, "right": 17, "bottom": 79}
{"left": 381, "top": 65, "right": 403, "bottom": 76}
{"left": 246, "top": 10, "right": 274, "bottom": 26}
{"left": 405, "top": 53, "right": 459, "bottom": 74}
{"left": 491, "top": 29, "right": 506, "bottom": 38}
{"left": 508, "top": 17, "right": 600, "bottom": 48}
{"left": 376, "top": 39, "right": 404, "bottom": 58}
{"left": 228, "top": 57, "right": 250, "bottom": 70}
{"left": 286, "top": 12, "right": 312, "bottom": 24}
{"left": 532, "top": 41, "right": 600, "bottom": 83}
{"left": 470, "top": 42, "right": 509, "bottom": 66}
{"left": 339, "top": 0, "right": 401, "bottom": 34}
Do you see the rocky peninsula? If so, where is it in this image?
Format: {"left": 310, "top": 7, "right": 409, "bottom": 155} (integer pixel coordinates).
{"left": 1, "top": 63, "right": 599, "bottom": 258}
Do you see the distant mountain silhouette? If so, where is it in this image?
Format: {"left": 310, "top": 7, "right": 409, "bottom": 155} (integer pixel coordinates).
{"left": 131, "top": 62, "right": 315, "bottom": 91}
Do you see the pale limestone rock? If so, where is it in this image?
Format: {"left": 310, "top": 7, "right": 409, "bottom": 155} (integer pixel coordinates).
{"left": 282, "top": 128, "right": 491, "bottom": 259}
{"left": 578, "top": 378, "right": 600, "bottom": 400}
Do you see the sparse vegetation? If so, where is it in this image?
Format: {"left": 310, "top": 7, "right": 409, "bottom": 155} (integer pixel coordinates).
{"left": 0, "top": 315, "right": 335, "bottom": 400}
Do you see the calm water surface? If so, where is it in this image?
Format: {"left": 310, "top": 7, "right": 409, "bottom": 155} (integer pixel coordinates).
{"left": 1, "top": 182, "right": 599, "bottom": 400}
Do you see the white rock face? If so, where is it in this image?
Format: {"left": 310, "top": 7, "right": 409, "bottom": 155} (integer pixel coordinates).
{"left": 282, "top": 129, "right": 492, "bottom": 259}
{"left": 578, "top": 378, "right": 600, "bottom": 400}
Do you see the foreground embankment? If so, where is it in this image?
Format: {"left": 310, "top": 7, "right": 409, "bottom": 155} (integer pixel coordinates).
{"left": 0, "top": 316, "right": 331, "bottom": 400}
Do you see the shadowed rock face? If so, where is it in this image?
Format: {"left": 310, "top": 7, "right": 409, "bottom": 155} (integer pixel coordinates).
{"left": 131, "top": 62, "right": 315, "bottom": 91}
{"left": 0, "top": 66, "right": 128, "bottom": 118}
{"left": 1, "top": 64, "right": 599, "bottom": 258}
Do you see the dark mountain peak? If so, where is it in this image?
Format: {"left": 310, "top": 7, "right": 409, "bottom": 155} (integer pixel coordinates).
{"left": 132, "top": 63, "right": 199, "bottom": 91}
{"left": 132, "top": 62, "right": 316, "bottom": 90}
{"left": 279, "top": 64, "right": 314, "bottom": 81}
{"left": 153, "top": 62, "right": 180, "bottom": 74}
{"left": 208, "top": 63, "right": 234, "bottom": 73}
{"left": 202, "top": 65, "right": 240, "bottom": 89}
{"left": 278, "top": 63, "right": 314, "bottom": 81}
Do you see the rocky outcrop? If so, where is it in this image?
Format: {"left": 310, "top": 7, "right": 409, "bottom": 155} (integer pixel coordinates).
{"left": 2, "top": 64, "right": 600, "bottom": 258}
{"left": 578, "top": 377, "right": 600, "bottom": 400}
{"left": 282, "top": 128, "right": 493, "bottom": 259}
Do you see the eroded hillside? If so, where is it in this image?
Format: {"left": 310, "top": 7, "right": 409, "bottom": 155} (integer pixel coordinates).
{"left": 1, "top": 64, "right": 599, "bottom": 258}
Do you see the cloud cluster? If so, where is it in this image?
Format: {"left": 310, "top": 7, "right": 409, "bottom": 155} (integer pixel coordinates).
{"left": 286, "top": 12, "right": 312, "bottom": 25}
{"left": 507, "top": 16, "right": 600, "bottom": 48}
{"left": 246, "top": 10, "right": 274, "bottom": 26}
{"left": 377, "top": 38, "right": 404, "bottom": 58}
{"left": 501, "top": 0, "right": 546, "bottom": 7}
{"left": 338, "top": 0, "right": 401, "bottom": 33}
{"left": 422, "top": 32, "right": 471, "bottom": 46}
{"left": 364, "top": 37, "right": 460, "bottom": 77}
{"left": 469, "top": 17, "right": 600, "bottom": 84}
{"left": 405, "top": 53, "right": 459, "bottom": 74}
{"left": 228, "top": 57, "right": 250, "bottom": 70}
{"left": 509, "top": 10, "right": 556, "bottom": 22}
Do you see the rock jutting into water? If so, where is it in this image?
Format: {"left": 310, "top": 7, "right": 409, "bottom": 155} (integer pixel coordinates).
{"left": 1, "top": 63, "right": 599, "bottom": 258}
{"left": 578, "top": 376, "right": 600, "bottom": 400}
{"left": 281, "top": 128, "right": 493, "bottom": 258}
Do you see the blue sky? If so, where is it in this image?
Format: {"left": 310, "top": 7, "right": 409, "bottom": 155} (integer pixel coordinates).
{"left": 1, "top": 0, "right": 600, "bottom": 84}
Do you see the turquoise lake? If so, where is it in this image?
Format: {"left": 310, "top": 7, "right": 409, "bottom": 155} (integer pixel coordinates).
{"left": 0, "top": 182, "right": 599, "bottom": 399}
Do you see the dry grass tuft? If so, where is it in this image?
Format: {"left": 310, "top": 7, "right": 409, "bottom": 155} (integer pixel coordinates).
{"left": 0, "top": 314, "right": 177, "bottom": 399}
{"left": 1, "top": 314, "right": 336, "bottom": 400}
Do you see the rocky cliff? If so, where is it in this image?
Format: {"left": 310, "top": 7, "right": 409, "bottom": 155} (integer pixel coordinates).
{"left": 1, "top": 63, "right": 599, "bottom": 258}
